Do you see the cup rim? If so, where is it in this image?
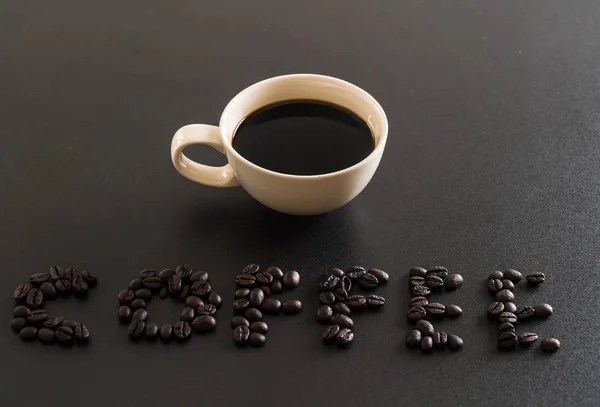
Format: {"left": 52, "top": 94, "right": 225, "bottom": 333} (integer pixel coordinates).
{"left": 219, "top": 73, "right": 388, "bottom": 180}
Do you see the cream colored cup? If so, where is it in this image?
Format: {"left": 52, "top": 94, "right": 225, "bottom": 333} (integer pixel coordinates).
{"left": 170, "top": 74, "right": 388, "bottom": 215}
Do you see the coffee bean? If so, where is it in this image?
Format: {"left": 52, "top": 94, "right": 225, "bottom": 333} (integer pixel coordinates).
{"left": 526, "top": 271, "right": 545, "bottom": 285}
{"left": 416, "top": 320, "right": 435, "bottom": 336}
{"left": 208, "top": 292, "right": 222, "bottom": 308}
{"left": 56, "top": 326, "right": 74, "bottom": 343}
{"left": 130, "top": 299, "right": 146, "bottom": 310}
{"left": 173, "top": 321, "right": 191, "bottom": 340}
{"left": 447, "top": 334, "right": 464, "bottom": 350}
{"left": 316, "top": 305, "right": 334, "bottom": 323}
{"left": 248, "top": 332, "right": 266, "bottom": 347}
{"left": 446, "top": 304, "right": 463, "bottom": 318}
{"left": 262, "top": 298, "right": 281, "bottom": 313}
{"left": 335, "top": 328, "right": 354, "bottom": 345}
{"left": 20, "top": 326, "right": 38, "bottom": 340}
{"left": 358, "top": 273, "right": 379, "bottom": 289}
{"left": 50, "top": 265, "right": 64, "bottom": 281}
{"left": 342, "top": 276, "right": 352, "bottom": 292}
{"left": 346, "top": 266, "right": 366, "bottom": 280}
{"left": 345, "top": 295, "right": 367, "bottom": 309}
{"left": 118, "top": 289, "right": 135, "bottom": 304}
{"left": 516, "top": 305, "right": 535, "bottom": 321}
{"left": 134, "top": 288, "right": 152, "bottom": 301}
{"left": 167, "top": 275, "right": 182, "bottom": 294}
{"left": 189, "top": 271, "right": 209, "bottom": 283}
{"left": 270, "top": 280, "right": 283, "bottom": 293}
{"left": 501, "top": 279, "right": 515, "bottom": 291}
{"left": 409, "top": 267, "right": 427, "bottom": 277}
{"left": 244, "top": 308, "right": 263, "bottom": 322}
{"left": 139, "top": 268, "right": 156, "bottom": 279}
{"left": 498, "top": 322, "right": 515, "bottom": 333}
{"left": 191, "top": 281, "right": 211, "bottom": 297}
{"left": 368, "top": 268, "right": 389, "bottom": 283}
{"left": 231, "top": 316, "right": 250, "bottom": 328}
{"left": 488, "top": 279, "right": 503, "bottom": 293}
{"left": 29, "top": 272, "right": 50, "bottom": 286}
{"left": 175, "top": 264, "right": 193, "bottom": 280}
{"left": 143, "top": 276, "right": 162, "bottom": 291}
{"left": 488, "top": 270, "right": 503, "bottom": 280}
{"left": 250, "top": 321, "right": 268, "bottom": 334}
{"left": 72, "top": 276, "right": 88, "bottom": 295}
{"left": 488, "top": 301, "right": 505, "bottom": 316}
{"left": 178, "top": 285, "right": 191, "bottom": 301}
{"left": 420, "top": 336, "right": 434, "bottom": 352}
{"left": 333, "top": 303, "right": 352, "bottom": 315}
{"left": 242, "top": 263, "right": 260, "bottom": 275}
{"left": 426, "top": 302, "right": 446, "bottom": 317}
{"left": 55, "top": 280, "right": 72, "bottom": 294}
{"left": 39, "top": 282, "right": 57, "bottom": 300}
{"left": 62, "top": 320, "right": 78, "bottom": 329}
{"left": 411, "top": 285, "right": 431, "bottom": 297}
{"left": 495, "top": 289, "right": 514, "bottom": 303}
{"left": 160, "top": 324, "right": 173, "bottom": 341}
{"left": 533, "top": 303, "right": 553, "bottom": 317}
{"left": 64, "top": 268, "right": 76, "bottom": 281}
{"left": 319, "top": 291, "right": 336, "bottom": 305}
{"left": 518, "top": 332, "right": 538, "bottom": 345}
{"left": 235, "top": 288, "right": 251, "bottom": 299}
{"left": 14, "top": 283, "right": 32, "bottom": 301}
{"left": 504, "top": 302, "right": 517, "bottom": 313}
{"left": 410, "top": 296, "right": 428, "bottom": 308}
{"left": 43, "top": 314, "right": 64, "bottom": 329}
{"left": 541, "top": 338, "right": 560, "bottom": 352}
{"left": 79, "top": 269, "right": 97, "bottom": 284}
{"left": 408, "top": 306, "right": 427, "bottom": 321}
{"left": 331, "top": 313, "right": 353, "bottom": 329}
{"left": 320, "top": 274, "right": 341, "bottom": 291}
{"left": 235, "top": 274, "right": 257, "bottom": 288}
{"left": 260, "top": 286, "right": 272, "bottom": 296}
{"left": 128, "top": 320, "right": 146, "bottom": 339}
{"left": 366, "top": 294, "right": 385, "bottom": 307}
{"left": 184, "top": 296, "right": 203, "bottom": 309}
{"left": 432, "top": 331, "right": 448, "bottom": 347}
{"left": 37, "top": 327, "right": 55, "bottom": 343}
{"left": 256, "top": 271, "right": 273, "bottom": 285}
{"left": 425, "top": 275, "right": 444, "bottom": 289}
{"left": 406, "top": 329, "right": 422, "bottom": 348}
{"left": 282, "top": 270, "right": 300, "bottom": 288}
{"left": 503, "top": 268, "right": 522, "bottom": 283}
{"left": 282, "top": 299, "right": 302, "bottom": 314}
{"left": 26, "top": 288, "right": 43, "bottom": 308}
{"left": 233, "top": 298, "right": 251, "bottom": 313}
{"left": 27, "top": 309, "right": 48, "bottom": 325}
{"left": 11, "top": 318, "right": 27, "bottom": 332}
{"left": 498, "top": 312, "right": 517, "bottom": 324}
{"left": 145, "top": 324, "right": 159, "bottom": 340}
{"left": 158, "top": 268, "right": 176, "bottom": 282}
{"left": 13, "top": 305, "right": 30, "bottom": 318}
{"left": 445, "top": 274, "right": 463, "bottom": 290}
{"left": 118, "top": 306, "right": 132, "bottom": 321}
{"left": 265, "top": 266, "right": 284, "bottom": 280}
{"left": 323, "top": 325, "right": 340, "bottom": 341}
{"left": 180, "top": 307, "right": 195, "bottom": 322}
{"left": 197, "top": 304, "right": 217, "bottom": 316}
{"left": 191, "top": 315, "right": 216, "bottom": 332}
{"left": 498, "top": 332, "right": 518, "bottom": 349}
{"left": 129, "top": 278, "right": 143, "bottom": 291}
{"left": 408, "top": 276, "right": 425, "bottom": 288}
{"left": 233, "top": 325, "right": 250, "bottom": 344}
{"left": 427, "top": 266, "right": 448, "bottom": 280}
{"left": 333, "top": 286, "right": 349, "bottom": 302}
{"left": 249, "top": 288, "right": 265, "bottom": 307}
{"left": 327, "top": 268, "right": 345, "bottom": 278}
{"left": 133, "top": 308, "right": 148, "bottom": 321}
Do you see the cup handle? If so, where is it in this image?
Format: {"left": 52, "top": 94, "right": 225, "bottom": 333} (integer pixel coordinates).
{"left": 171, "top": 124, "right": 240, "bottom": 187}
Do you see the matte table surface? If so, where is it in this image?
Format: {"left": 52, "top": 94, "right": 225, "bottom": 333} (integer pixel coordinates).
{"left": 1, "top": 1, "right": 599, "bottom": 406}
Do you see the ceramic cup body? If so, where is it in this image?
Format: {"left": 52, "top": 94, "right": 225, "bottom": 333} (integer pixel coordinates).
{"left": 170, "top": 74, "right": 388, "bottom": 215}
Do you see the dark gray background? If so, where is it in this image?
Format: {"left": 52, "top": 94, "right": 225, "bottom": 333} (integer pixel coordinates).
{"left": 1, "top": 1, "right": 599, "bottom": 406}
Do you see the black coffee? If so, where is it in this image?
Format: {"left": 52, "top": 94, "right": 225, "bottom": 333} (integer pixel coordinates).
{"left": 232, "top": 100, "right": 374, "bottom": 175}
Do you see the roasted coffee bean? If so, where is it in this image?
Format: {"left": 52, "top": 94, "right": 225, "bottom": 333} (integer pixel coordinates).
{"left": 518, "top": 332, "right": 538, "bottom": 345}
{"left": 366, "top": 294, "right": 385, "bottom": 307}
{"left": 495, "top": 289, "right": 514, "bottom": 303}
{"left": 132, "top": 308, "right": 148, "bottom": 321}
{"left": 173, "top": 321, "right": 191, "bottom": 340}
{"left": 526, "top": 271, "right": 545, "bottom": 285}
{"left": 158, "top": 268, "right": 176, "bottom": 282}
{"left": 501, "top": 279, "right": 515, "bottom": 291}
{"left": 256, "top": 271, "right": 273, "bottom": 285}
{"left": 233, "top": 325, "right": 250, "bottom": 344}
{"left": 11, "top": 318, "right": 27, "bottom": 332}
{"left": 488, "top": 279, "right": 503, "bottom": 293}
{"left": 50, "top": 265, "right": 64, "bottom": 281}
{"left": 426, "top": 302, "right": 446, "bottom": 317}
{"left": 489, "top": 270, "right": 504, "bottom": 280}
{"left": 231, "top": 316, "right": 250, "bottom": 328}
{"left": 427, "top": 266, "right": 448, "bottom": 280}
{"left": 346, "top": 266, "right": 366, "bottom": 280}
{"left": 235, "top": 288, "right": 251, "bottom": 299}
{"left": 73, "top": 323, "right": 90, "bottom": 341}
{"left": 233, "top": 298, "right": 251, "bottom": 313}
{"left": 425, "top": 275, "right": 444, "bottom": 289}
{"left": 541, "top": 338, "right": 560, "bottom": 352}
{"left": 411, "top": 285, "right": 431, "bottom": 297}
{"left": 242, "top": 263, "right": 260, "bottom": 275}
{"left": 407, "top": 306, "right": 427, "bottom": 321}
{"left": 183, "top": 296, "right": 203, "bottom": 309}
{"left": 208, "top": 292, "right": 222, "bottom": 308}
{"left": 142, "top": 276, "right": 162, "bottom": 291}
{"left": 320, "top": 274, "right": 341, "bottom": 291}
{"left": 26, "top": 289, "right": 44, "bottom": 308}
{"left": 191, "top": 281, "right": 211, "bottom": 297}
{"left": 323, "top": 325, "right": 340, "bottom": 341}
{"left": 282, "top": 270, "right": 300, "bottom": 288}
{"left": 129, "top": 278, "right": 143, "bottom": 291}
{"left": 406, "top": 329, "right": 422, "bottom": 348}
{"left": 250, "top": 321, "right": 268, "bottom": 334}
{"left": 262, "top": 298, "right": 282, "bottom": 313}
{"left": 499, "top": 312, "right": 517, "bottom": 324}
{"left": 358, "top": 273, "right": 379, "bottom": 289}
{"left": 167, "top": 274, "right": 182, "bottom": 294}
{"left": 191, "top": 315, "right": 216, "bottom": 332}
{"left": 43, "top": 314, "right": 64, "bottom": 329}
{"left": 319, "top": 291, "right": 336, "bottom": 305}
{"left": 499, "top": 322, "right": 515, "bottom": 333}
{"left": 420, "top": 336, "right": 434, "bottom": 352}
{"left": 56, "top": 326, "right": 74, "bottom": 343}
{"left": 410, "top": 296, "right": 428, "bottom": 308}
{"left": 145, "top": 324, "right": 159, "bottom": 340}
{"left": 37, "top": 327, "right": 55, "bottom": 343}
{"left": 368, "top": 268, "right": 389, "bottom": 283}
{"left": 282, "top": 299, "right": 302, "bottom": 314}
{"left": 498, "top": 332, "right": 518, "bottom": 349}
{"left": 64, "top": 268, "right": 76, "bottom": 281}
{"left": 118, "top": 306, "right": 132, "bottom": 321}
{"left": 410, "top": 267, "right": 427, "bottom": 277}
{"left": 446, "top": 304, "right": 463, "bottom": 318}
{"left": 72, "top": 276, "right": 89, "bottom": 295}
{"left": 158, "top": 286, "right": 168, "bottom": 299}
{"left": 178, "top": 285, "right": 191, "bottom": 301}
{"left": 503, "top": 268, "right": 522, "bottom": 283}
{"left": 416, "top": 319, "right": 435, "bottom": 336}
{"left": 180, "top": 307, "right": 195, "bottom": 322}
{"left": 266, "top": 266, "right": 284, "bottom": 280}
{"left": 128, "top": 320, "right": 146, "bottom": 339}
{"left": 504, "top": 302, "right": 517, "bottom": 313}
{"left": 62, "top": 320, "right": 78, "bottom": 329}
{"left": 336, "top": 328, "right": 354, "bottom": 345}
{"left": 270, "top": 280, "right": 283, "bottom": 293}
{"left": 316, "top": 305, "right": 334, "bottom": 323}
{"left": 408, "top": 276, "right": 425, "bottom": 288}
{"left": 330, "top": 313, "right": 353, "bottom": 329}
{"left": 516, "top": 305, "right": 535, "bottom": 321}
{"left": 139, "top": 268, "right": 156, "bottom": 279}
{"left": 260, "top": 286, "right": 272, "bottom": 296}
{"left": 333, "top": 303, "right": 352, "bottom": 315}
{"left": 445, "top": 274, "right": 463, "bottom": 290}
{"left": 20, "top": 326, "right": 38, "bottom": 340}
{"left": 248, "top": 332, "right": 266, "bottom": 347}
{"left": 342, "top": 276, "right": 352, "bottom": 292}
{"left": 81, "top": 270, "right": 98, "bottom": 285}
{"left": 235, "top": 274, "right": 257, "bottom": 288}
{"left": 249, "top": 288, "right": 265, "bottom": 307}
{"left": 327, "top": 268, "right": 345, "bottom": 278}
{"left": 130, "top": 299, "right": 146, "bottom": 310}
{"left": 534, "top": 303, "right": 553, "bottom": 317}
{"left": 55, "top": 280, "right": 72, "bottom": 294}
{"left": 447, "top": 334, "right": 464, "bottom": 350}
{"left": 345, "top": 295, "right": 367, "bottom": 309}
{"left": 134, "top": 288, "right": 152, "bottom": 301}
{"left": 189, "top": 271, "right": 209, "bottom": 283}
{"left": 197, "top": 304, "right": 217, "bottom": 316}
{"left": 13, "top": 305, "right": 30, "bottom": 319}
{"left": 118, "top": 289, "right": 135, "bottom": 304}
{"left": 14, "top": 283, "right": 32, "bottom": 301}
{"left": 29, "top": 272, "right": 50, "bottom": 286}
{"left": 244, "top": 308, "right": 263, "bottom": 322}
{"left": 333, "top": 286, "right": 349, "bottom": 302}
{"left": 160, "top": 324, "right": 173, "bottom": 341}
{"left": 39, "top": 282, "right": 57, "bottom": 300}
{"left": 175, "top": 264, "right": 193, "bottom": 280}
{"left": 433, "top": 331, "right": 448, "bottom": 347}
{"left": 488, "top": 301, "right": 504, "bottom": 316}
